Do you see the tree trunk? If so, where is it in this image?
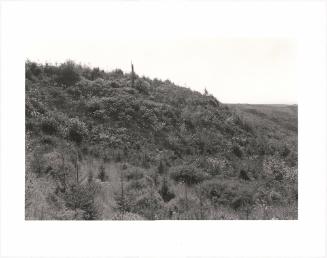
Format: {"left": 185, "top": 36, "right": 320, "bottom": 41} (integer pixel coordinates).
{"left": 184, "top": 183, "right": 188, "bottom": 210}
{"left": 75, "top": 154, "right": 79, "bottom": 184}
{"left": 120, "top": 170, "right": 125, "bottom": 219}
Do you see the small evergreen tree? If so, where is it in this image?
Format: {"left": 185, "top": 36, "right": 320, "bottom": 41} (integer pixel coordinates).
{"left": 158, "top": 160, "right": 166, "bottom": 175}
{"left": 115, "top": 152, "right": 122, "bottom": 162}
{"left": 171, "top": 165, "right": 207, "bottom": 209}
{"left": 159, "top": 176, "right": 175, "bottom": 202}
{"left": 98, "top": 163, "right": 107, "bottom": 182}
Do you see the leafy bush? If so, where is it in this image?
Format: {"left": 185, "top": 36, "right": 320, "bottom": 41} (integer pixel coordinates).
{"left": 66, "top": 86, "right": 82, "bottom": 100}
{"left": 231, "top": 191, "right": 254, "bottom": 210}
{"left": 232, "top": 143, "right": 243, "bottom": 158}
{"left": 25, "top": 98, "right": 46, "bottom": 118}
{"left": 196, "top": 157, "right": 222, "bottom": 176}
{"left": 280, "top": 144, "right": 291, "bottom": 158}
{"left": 127, "top": 178, "right": 148, "bottom": 192}
{"left": 92, "top": 109, "right": 106, "bottom": 121}
{"left": 167, "top": 197, "right": 202, "bottom": 219}
{"left": 31, "top": 149, "right": 46, "bottom": 175}
{"left": 39, "top": 135, "right": 57, "bottom": 146}
{"left": 43, "top": 63, "right": 58, "bottom": 77}
{"left": 110, "top": 81, "right": 121, "bottom": 88}
{"left": 239, "top": 169, "right": 251, "bottom": 181}
{"left": 125, "top": 169, "right": 144, "bottom": 181}
{"left": 109, "top": 69, "right": 124, "bottom": 78}
{"left": 26, "top": 61, "right": 42, "bottom": 80}
{"left": 89, "top": 79, "right": 109, "bottom": 96}
{"left": 285, "top": 151, "right": 297, "bottom": 167}
{"left": 56, "top": 61, "right": 81, "bottom": 86}
{"left": 131, "top": 192, "right": 166, "bottom": 220}
{"left": 40, "top": 116, "right": 60, "bottom": 135}
{"left": 170, "top": 165, "right": 207, "bottom": 186}
{"left": 134, "top": 79, "right": 150, "bottom": 95}
{"left": 66, "top": 118, "right": 88, "bottom": 144}
{"left": 268, "top": 190, "right": 283, "bottom": 204}
{"left": 48, "top": 88, "right": 68, "bottom": 108}
{"left": 86, "top": 98, "right": 102, "bottom": 113}
{"left": 199, "top": 179, "right": 247, "bottom": 207}
{"left": 26, "top": 119, "right": 38, "bottom": 132}
{"left": 91, "top": 67, "right": 105, "bottom": 80}
{"left": 200, "top": 180, "right": 229, "bottom": 206}
{"left": 231, "top": 190, "right": 255, "bottom": 219}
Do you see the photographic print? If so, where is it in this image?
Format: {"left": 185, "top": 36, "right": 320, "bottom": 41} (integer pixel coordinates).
{"left": 3, "top": 0, "right": 327, "bottom": 257}
{"left": 25, "top": 39, "right": 298, "bottom": 220}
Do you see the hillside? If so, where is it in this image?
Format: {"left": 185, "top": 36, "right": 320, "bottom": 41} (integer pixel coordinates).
{"left": 25, "top": 60, "right": 298, "bottom": 220}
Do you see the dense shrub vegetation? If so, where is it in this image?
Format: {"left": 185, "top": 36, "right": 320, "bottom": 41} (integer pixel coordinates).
{"left": 25, "top": 60, "right": 298, "bottom": 220}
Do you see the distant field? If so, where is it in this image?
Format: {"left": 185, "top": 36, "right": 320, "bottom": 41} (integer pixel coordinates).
{"left": 229, "top": 104, "right": 297, "bottom": 130}
{"left": 228, "top": 104, "right": 298, "bottom": 154}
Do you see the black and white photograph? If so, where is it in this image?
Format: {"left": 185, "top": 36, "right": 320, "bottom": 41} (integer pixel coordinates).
{"left": 25, "top": 38, "right": 298, "bottom": 221}
{"left": 1, "top": 0, "right": 327, "bottom": 257}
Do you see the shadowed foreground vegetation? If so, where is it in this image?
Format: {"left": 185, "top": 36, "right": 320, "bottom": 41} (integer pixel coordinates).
{"left": 25, "top": 60, "right": 297, "bottom": 220}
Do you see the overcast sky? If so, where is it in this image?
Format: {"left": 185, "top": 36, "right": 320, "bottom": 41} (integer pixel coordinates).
{"left": 23, "top": 2, "right": 296, "bottom": 104}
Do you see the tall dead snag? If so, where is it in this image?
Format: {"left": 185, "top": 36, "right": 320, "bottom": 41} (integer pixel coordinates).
{"left": 131, "top": 62, "right": 135, "bottom": 88}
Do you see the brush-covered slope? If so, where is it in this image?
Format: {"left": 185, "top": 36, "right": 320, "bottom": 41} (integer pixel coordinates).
{"left": 25, "top": 61, "right": 298, "bottom": 220}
